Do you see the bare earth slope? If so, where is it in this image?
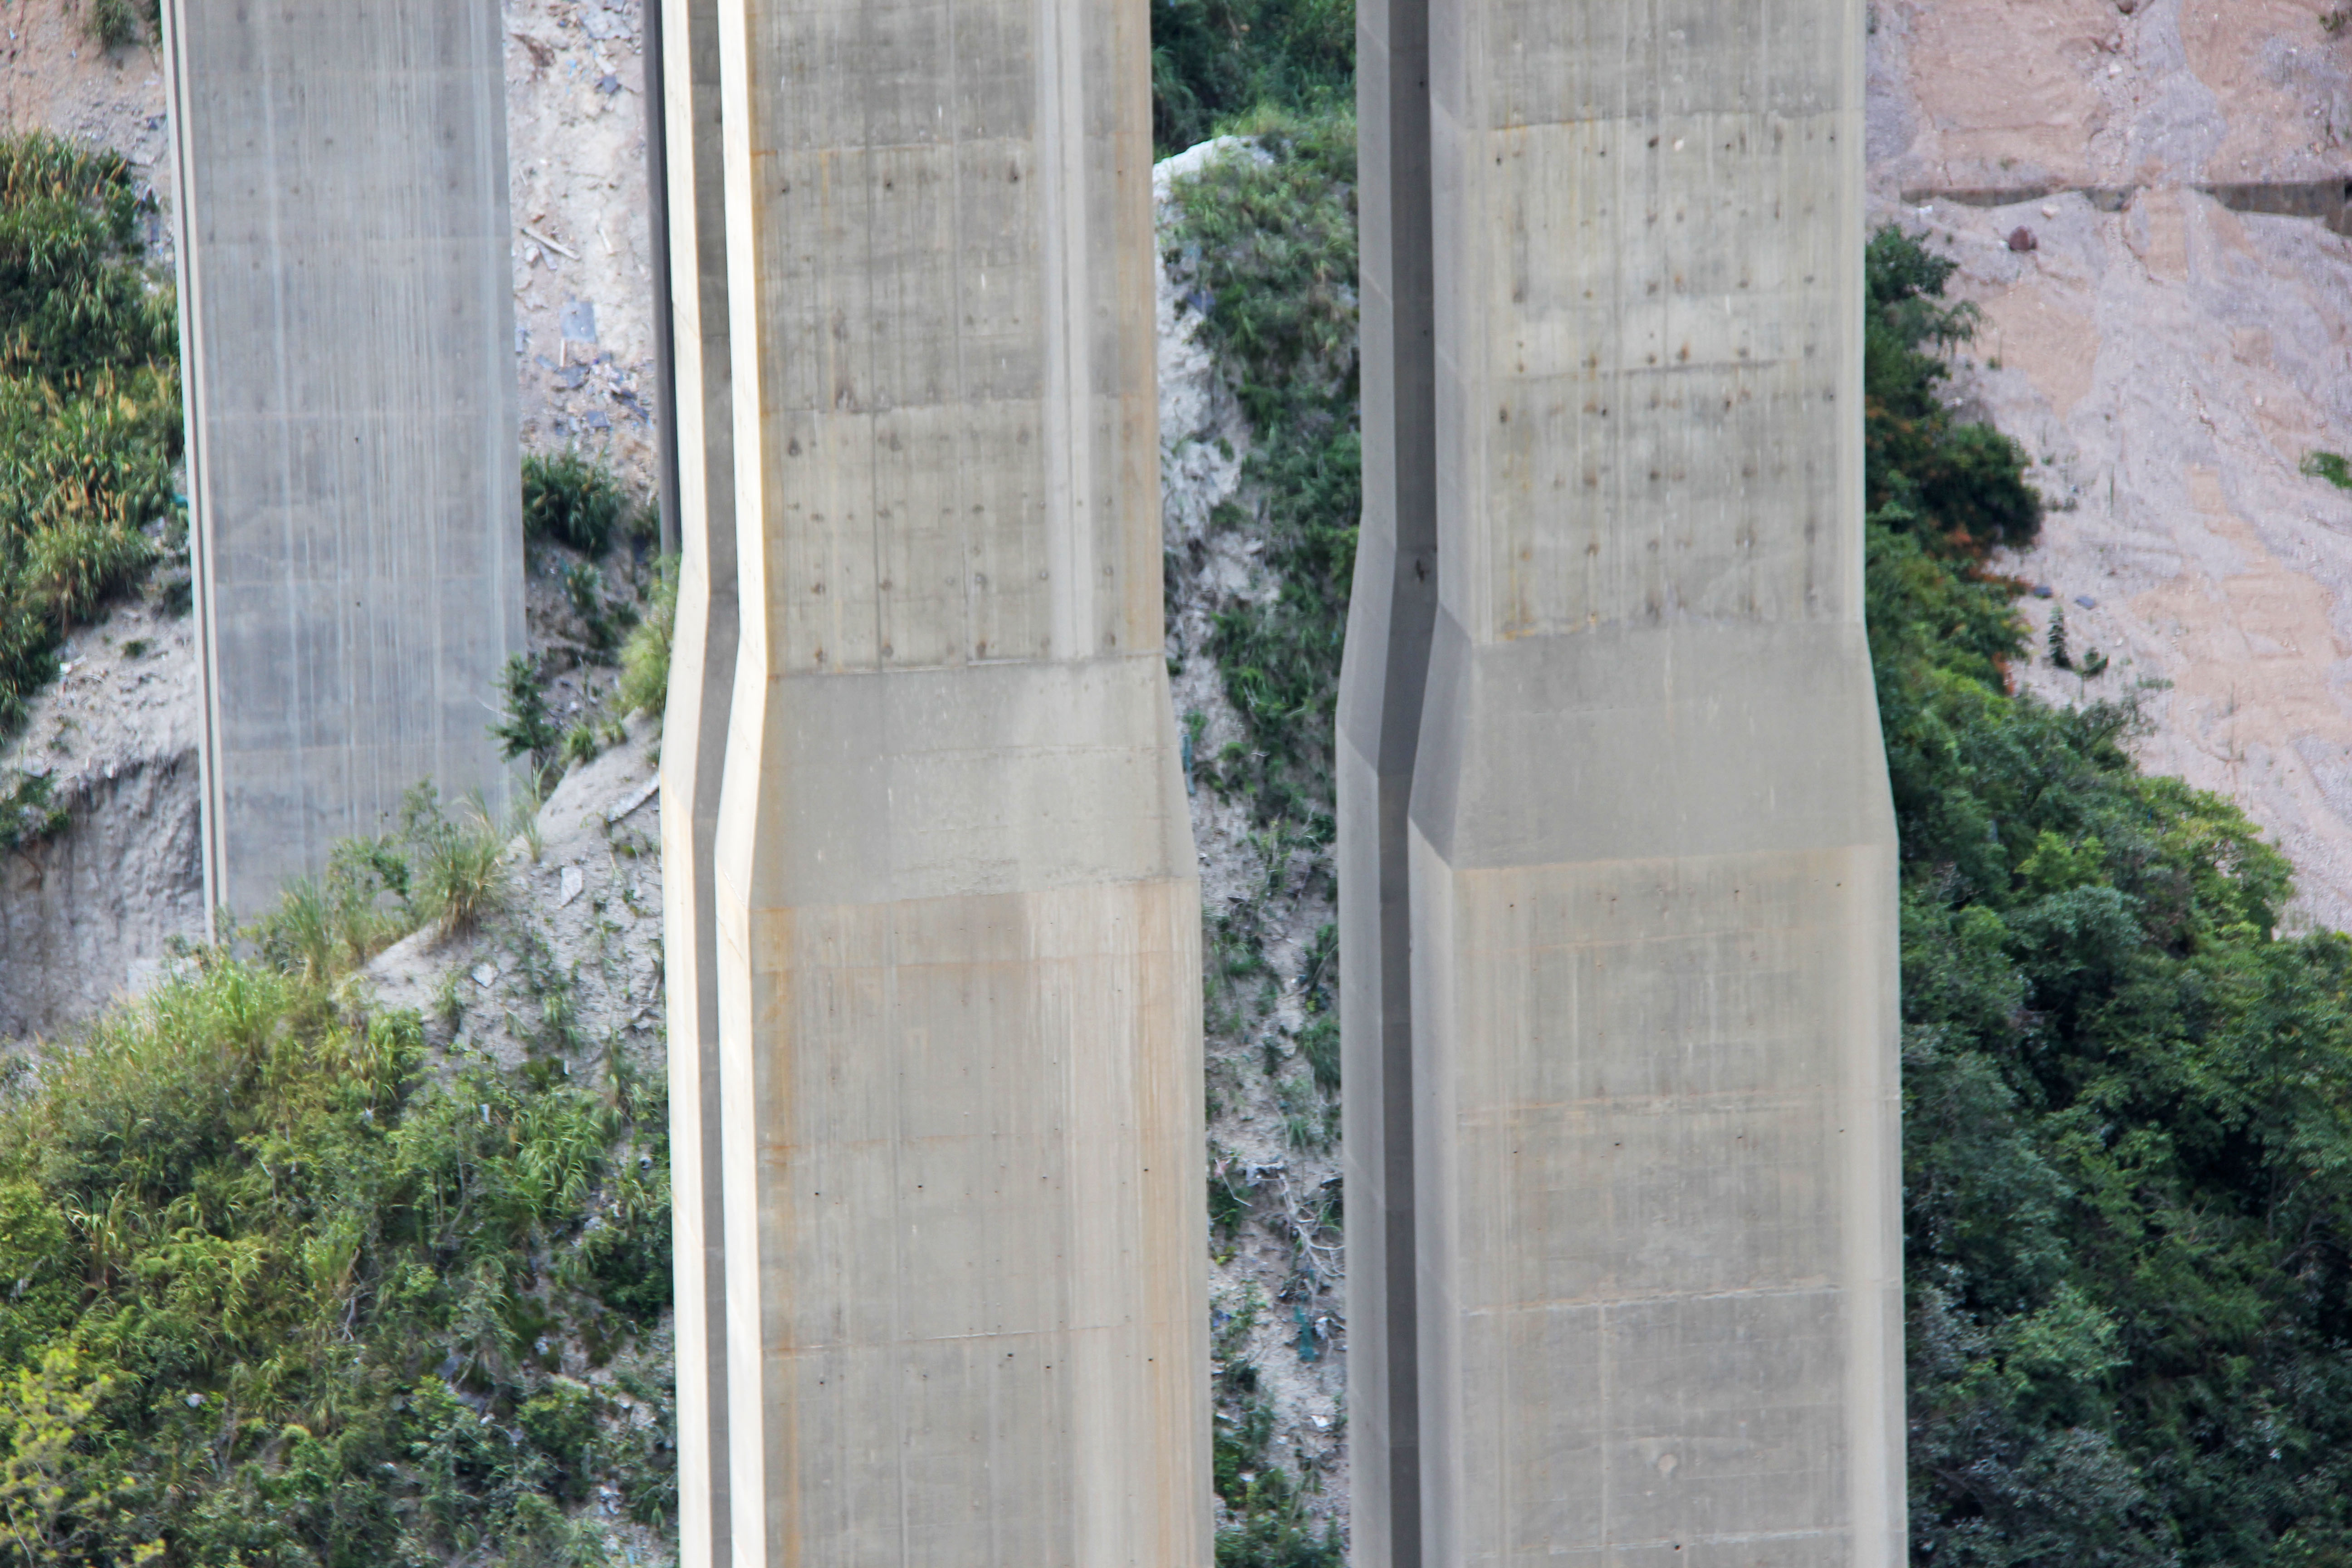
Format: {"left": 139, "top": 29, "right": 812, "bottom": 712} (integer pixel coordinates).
{"left": 1872, "top": 0, "right": 2352, "bottom": 929}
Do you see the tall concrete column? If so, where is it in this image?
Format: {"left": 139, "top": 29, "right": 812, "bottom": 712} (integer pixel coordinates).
{"left": 163, "top": 2, "right": 523, "bottom": 918}
{"left": 656, "top": 0, "right": 739, "bottom": 1561}
{"left": 706, "top": 2, "right": 1211, "bottom": 1563}
{"left": 1367, "top": 0, "right": 1907, "bottom": 1561}
{"left": 1338, "top": 0, "right": 1437, "bottom": 1563}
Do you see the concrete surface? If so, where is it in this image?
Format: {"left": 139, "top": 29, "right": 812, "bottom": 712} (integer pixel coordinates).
{"left": 164, "top": 1, "right": 524, "bottom": 920}
{"left": 699, "top": 2, "right": 1212, "bottom": 1563}
{"left": 1355, "top": 0, "right": 1909, "bottom": 1560}
{"left": 1339, "top": 0, "right": 1437, "bottom": 1561}
{"left": 655, "top": 0, "right": 737, "bottom": 1560}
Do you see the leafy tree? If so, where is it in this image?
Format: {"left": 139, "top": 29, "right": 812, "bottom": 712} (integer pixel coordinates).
{"left": 1151, "top": 0, "right": 1353, "bottom": 154}
{"left": 0, "top": 935, "right": 674, "bottom": 1564}
{"left": 1871, "top": 224, "right": 2352, "bottom": 1567}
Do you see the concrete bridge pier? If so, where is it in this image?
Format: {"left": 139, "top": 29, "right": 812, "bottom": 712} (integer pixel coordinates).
{"left": 162, "top": 1, "right": 523, "bottom": 918}
{"left": 654, "top": 0, "right": 739, "bottom": 1561}
{"left": 700, "top": 2, "right": 1211, "bottom": 1563}
{"left": 1339, "top": 0, "right": 1438, "bottom": 1561}
{"left": 1344, "top": 0, "right": 1907, "bottom": 1561}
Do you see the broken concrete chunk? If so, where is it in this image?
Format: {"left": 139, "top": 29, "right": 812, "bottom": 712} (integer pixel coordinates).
{"left": 559, "top": 865, "right": 585, "bottom": 906}
{"left": 604, "top": 776, "right": 659, "bottom": 825}
{"left": 471, "top": 962, "right": 499, "bottom": 990}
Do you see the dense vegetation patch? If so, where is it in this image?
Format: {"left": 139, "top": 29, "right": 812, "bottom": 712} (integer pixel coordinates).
{"left": 1871, "top": 227, "right": 2352, "bottom": 1568}
{"left": 1162, "top": 108, "right": 1357, "bottom": 1568}
{"left": 0, "top": 808, "right": 675, "bottom": 1566}
{"left": 522, "top": 452, "right": 636, "bottom": 561}
{"left": 1150, "top": 0, "right": 1352, "bottom": 155}
{"left": 0, "top": 131, "right": 180, "bottom": 737}
{"left": 505, "top": 448, "right": 667, "bottom": 784}
{"left": 1168, "top": 112, "right": 1358, "bottom": 841}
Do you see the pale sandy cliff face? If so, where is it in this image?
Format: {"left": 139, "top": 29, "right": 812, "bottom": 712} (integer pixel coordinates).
{"left": 1872, "top": 0, "right": 2352, "bottom": 930}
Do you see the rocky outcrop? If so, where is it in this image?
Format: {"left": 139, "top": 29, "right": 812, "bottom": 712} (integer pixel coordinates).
{"left": 1872, "top": 0, "right": 2352, "bottom": 928}
{"left": 0, "top": 598, "right": 203, "bottom": 1044}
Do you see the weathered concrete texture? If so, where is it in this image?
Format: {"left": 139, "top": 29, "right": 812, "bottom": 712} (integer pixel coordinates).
{"left": 1387, "top": 0, "right": 1906, "bottom": 1561}
{"left": 656, "top": 0, "right": 738, "bottom": 1560}
{"left": 703, "top": 2, "right": 1211, "bottom": 1563}
{"left": 1339, "top": 0, "right": 1437, "bottom": 1563}
{"left": 163, "top": 2, "right": 524, "bottom": 919}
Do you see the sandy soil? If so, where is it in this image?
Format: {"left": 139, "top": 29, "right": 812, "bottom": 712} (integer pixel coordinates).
{"left": 1874, "top": 0, "right": 2352, "bottom": 930}
{"left": 1874, "top": 0, "right": 2352, "bottom": 192}
{"left": 505, "top": 0, "right": 660, "bottom": 493}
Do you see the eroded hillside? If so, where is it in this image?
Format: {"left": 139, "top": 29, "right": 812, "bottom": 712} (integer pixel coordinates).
{"left": 1872, "top": 0, "right": 2352, "bottom": 927}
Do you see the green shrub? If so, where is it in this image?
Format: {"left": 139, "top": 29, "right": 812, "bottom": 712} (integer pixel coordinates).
{"left": 1168, "top": 109, "right": 1358, "bottom": 835}
{"left": 1296, "top": 1014, "right": 1338, "bottom": 1096}
{"left": 615, "top": 554, "right": 676, "bottom": 719}
{"left": 1151, "top": 0, "right": 1352, "bottom": 154}
{"left": 0, "top": 769, "right": 67, "bottom": 851}
{"left": 2302, "top": 450, "right": 2352, "bottom": 490}
{"left": 81, "top": 0, "right": 143, "bottom": 49}
{"left": 1863, "top": 227, "right": 2042, "bottom": 556}
{"left": 522, "top": 450, "right": 627, "bottom": 557}
{"left": 0, "top": 132, "right": 180, "bottom": 737}
{"left": 492, "top": 652, "right": 562, "bottom": 785}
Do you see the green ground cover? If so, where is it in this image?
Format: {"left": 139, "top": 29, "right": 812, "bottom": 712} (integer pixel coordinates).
{"left": 1872, "top": 229, "right": 2352, "bottom": 1568}
{"left": 0, "top": 132, "right": 181, "bottom": 740}
{"left": 0, "top": 794, "right": 675, "bottom": 1567}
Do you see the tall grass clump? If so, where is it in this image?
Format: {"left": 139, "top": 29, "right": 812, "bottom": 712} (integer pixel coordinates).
{"left": 0, "top": 131, "right": 181, "bottom": 736}
{"left": 81, "top": 0, "right": 146, "bottom": 49}
{"left": 244, "top": 783, "right": 511, "bottom": 967}
{"left": 615, "top": 555, "right": 676, "bottom": 719}
{"left": 522, "top": 450, "right": 629, "bottom": 557}
{"left": 412, "top": 794, "right": 511, "bottom": 938}
{"left": 0, "top": 830, "right": 674, "bottom": 1562}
